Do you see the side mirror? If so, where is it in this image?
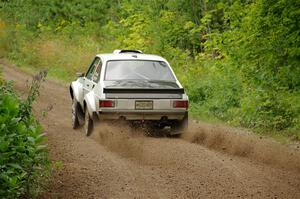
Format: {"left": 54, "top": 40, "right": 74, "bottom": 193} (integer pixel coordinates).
{"left": 76, "top": 72, "right": 84, "bottom": 77}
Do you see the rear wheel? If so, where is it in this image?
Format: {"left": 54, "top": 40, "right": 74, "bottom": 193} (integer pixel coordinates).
{"left": 71, "top": 98, "right": 80, "bottom": 129}
{"left": 84, "top": 109, "right": 94, "bottom": 136}
{"left": 171, "top": 112, "right": 188, "bottom": 137}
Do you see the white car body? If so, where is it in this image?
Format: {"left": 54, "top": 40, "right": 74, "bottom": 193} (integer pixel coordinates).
{"left": 70, "top": 50, "right": 188, "bottom": 136}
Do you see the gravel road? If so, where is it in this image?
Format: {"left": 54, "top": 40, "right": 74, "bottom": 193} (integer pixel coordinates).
{"left": 2, "top": 63, "right": 300, "bottom": 199}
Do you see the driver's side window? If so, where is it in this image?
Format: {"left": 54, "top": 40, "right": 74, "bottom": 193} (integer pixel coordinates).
{"left": 92, "top": 59, "right": 102, "bottom": 83}
{"left": 86, "top": 57, "right": 100, "bottom": 80}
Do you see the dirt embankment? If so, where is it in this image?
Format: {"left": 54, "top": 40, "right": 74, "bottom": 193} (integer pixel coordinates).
{"left": 2, "top": 63, "right": 300, "bottom": 199}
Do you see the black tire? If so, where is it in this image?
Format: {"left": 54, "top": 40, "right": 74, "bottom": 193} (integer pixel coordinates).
{"left": 71, "top": 98, "right": 80, "bottom": 129}
{"left": 84, "top": 109, "right": 94, "bottom": 136}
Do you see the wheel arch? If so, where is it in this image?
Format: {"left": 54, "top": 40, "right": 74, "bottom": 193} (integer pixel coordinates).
{"left": 83, "top": 91, "right": 96, "bottom": 118}
{"left": 70, "top": 81, "right": 83, "bottom": 104}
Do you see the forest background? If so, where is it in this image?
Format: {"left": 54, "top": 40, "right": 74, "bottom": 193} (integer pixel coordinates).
{"left": 0, "top": 0, "right": 299, "bottom": 139}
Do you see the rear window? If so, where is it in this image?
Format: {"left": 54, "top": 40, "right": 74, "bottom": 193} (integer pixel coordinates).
{"left": 105, "top": 60, "right": 176, "bottom": 81}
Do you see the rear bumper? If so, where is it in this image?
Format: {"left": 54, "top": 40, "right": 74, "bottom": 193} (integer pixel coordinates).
{"left": 95, "top": 109, "right": 187, "bottom": 120}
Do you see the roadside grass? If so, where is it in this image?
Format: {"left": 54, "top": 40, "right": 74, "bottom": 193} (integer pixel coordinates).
{"left": 190, "top": 102, "right": 223, "bottom": 124}
{"left": 16, "top": 36, "right": 96, "bottom": 82}
{"left": 0, "top": 21, "right": 99, "bottom": 82}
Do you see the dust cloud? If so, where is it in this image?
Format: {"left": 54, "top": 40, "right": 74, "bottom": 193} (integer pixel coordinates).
{"left": 92, "top": 121, "right": 147, "bottom": 160}
{"left": 183, "top": 121, "right": 300, "bottom": 172}
{"left": 91, "top": 121, "right": 182, "bottom": 167}
{"left": 92, "top": 119, "right": 300, "bottom": 172}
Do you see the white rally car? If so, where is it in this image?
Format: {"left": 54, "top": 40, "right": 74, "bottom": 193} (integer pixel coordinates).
{"left": 69, "top": 50, "right": 188, "bottom": 136}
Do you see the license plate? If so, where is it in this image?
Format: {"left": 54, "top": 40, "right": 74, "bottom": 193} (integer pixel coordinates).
{"left": 135, "top": 101, "right": 153, "bottom": 110}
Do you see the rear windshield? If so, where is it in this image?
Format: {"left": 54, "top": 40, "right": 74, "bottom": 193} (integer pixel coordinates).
{"left": 105, "top": 60, "right": 176, "bottom": 81}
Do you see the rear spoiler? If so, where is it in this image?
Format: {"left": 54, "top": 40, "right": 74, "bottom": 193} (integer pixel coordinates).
{"left": 103, "top": 88, "right": 185, "bottom": 94}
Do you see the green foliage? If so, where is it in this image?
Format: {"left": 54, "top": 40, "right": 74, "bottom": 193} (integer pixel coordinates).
{"left": 0, "top": 0, "right": 299, "bottom": 138}
{"left": 0, "top": 68, "right": 3, "bottom": 84}
{"left": 0, "top": 71, "right": 50, "bottom": 198}
{"left": 0, "top": 0, "right": 118, "bottom": 30}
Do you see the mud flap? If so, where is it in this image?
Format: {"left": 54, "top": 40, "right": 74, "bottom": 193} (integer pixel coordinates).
{"left": 92, "top": 112, "right": 100, "bottom": 122}
{"left": 170, "top": 112, "right": 188, "bottom": 136}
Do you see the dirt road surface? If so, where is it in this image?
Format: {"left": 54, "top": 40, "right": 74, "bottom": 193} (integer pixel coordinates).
{"left": 2, "top": 63, "right": 300, "bottom": 199}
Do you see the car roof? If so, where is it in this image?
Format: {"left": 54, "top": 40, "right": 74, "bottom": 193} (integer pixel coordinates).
{"left": 97, "top": 53, "right": 167, "bottom": 62}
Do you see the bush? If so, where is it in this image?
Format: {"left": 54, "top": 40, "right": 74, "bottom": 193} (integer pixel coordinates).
{"left": 0, "top": 71, "right": 50, "bottom": 199}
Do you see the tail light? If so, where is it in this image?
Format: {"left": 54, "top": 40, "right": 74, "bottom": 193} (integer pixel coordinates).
{"left": 173, "top": 100, "right": 188, "bottom": 109}
{"left": 99, "top": 100, "right": 115, "bottom": 107}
